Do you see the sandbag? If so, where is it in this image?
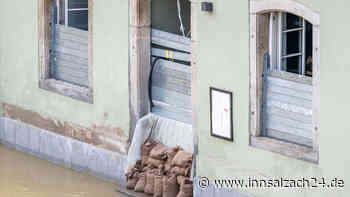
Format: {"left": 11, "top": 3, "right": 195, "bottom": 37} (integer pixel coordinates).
{"left": 163, "top": 174, "right": 179, "bottom": 197}
{"left": 153, "top": 168, "right": 164, "bottom": 197}
{"left": 170, "top": 166, "right": 187, "bottom": 176}
{"left": 142, "top": 140, "right": 157, "bottom": 156}
{"left": 172, "top": 151, "right": 193, "bottom": 168}
{"left": 165, "top": 146, "right": 181, "bottom": 172}
{"left": 142, "top": 155, "right": 149, "bottom": 167}
{"left": 134, "top": 172, "right": 146, "bottom": 192}
{"left": 177, "top": 175, "right": 186, "bottom": 185}
{"left": 145, "top": 169, "right": 156, "bottom": 195}
{"left": 176, "top": 179, "right": 193, "bottom": 197}
{"left": 126, "top": 171, "right": 139, "bottom": 190}
{"left": 147, "top": 157, "right": 165, "bottom": 168}
{"left": 150, "top": 143, "right": 169, "bottom": 160}
{"left": 125, "top": 160, "right": 143, "bottom": 190}
{"left": 141, "top": 139, "right": 158, "bottom": 166}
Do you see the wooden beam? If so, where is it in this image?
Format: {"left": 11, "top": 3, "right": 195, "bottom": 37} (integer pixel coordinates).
{"left": 129, "top": 0, "right": 152, "bottom": 140}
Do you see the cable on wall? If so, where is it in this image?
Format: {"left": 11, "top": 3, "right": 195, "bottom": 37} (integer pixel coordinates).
{"left": 177, "top": 0, "right": 186, "bottom": 37}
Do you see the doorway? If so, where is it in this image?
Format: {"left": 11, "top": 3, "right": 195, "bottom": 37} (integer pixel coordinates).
{"left": 150, "top": 0, "right": 192, "bottom": 124}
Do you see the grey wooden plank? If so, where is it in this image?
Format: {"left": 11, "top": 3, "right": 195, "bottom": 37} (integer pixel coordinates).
{"left": 266, "top": 129, "right": 313, "bottom": 147}
{"left": 152, "top": 37, "right": 191, "bottom": 53}
{"left": 53, "top": 52, "right": 88, "bottom": 66}
{"left": 54, "top": 54, "right": 88, "bottom": 70}
{"left": 264, "top": 115, "right": 313, "bottom": 139}
{"left": 53, "top": 45, "right": 88, "bottom": 59}
{"left": 151, "top": 48, "right": 191, "bottom": 62}
{"left": 55, "top": 35, "right": 88, "bottom": 46}
{"left": 265, "top": 90, "right": 312, "bottom": 109}
{"left": 265, "top": 100, "right": 312, "bottom": 116}
{"left": 152, "top": 28, "right": 191, "bottom": 45}
{"left": 55, "top": 28, "right": 88, "bottom": 44}
{"left": 152, "top": 104, "right": 192, "bottom": 124}
{"left": 264, "top": 105, "right": 312, "bottom": 124}
{"left": 266, "top": 75, "right": 312, "bottom": 93}
{"left": 56, "top": 24, "right": 88, "bottom": 38}
{"left": 151, "top": 87, "right": 192, "bottom": 110}
{"left": 55, "top": 71, "right": 89, "bottom": 87}
{"left": 264, "top": 112, "right": 312, "bottom": 132}
{"left": 265, "top": 82, "right": 312, "bottom": 101}
{"left": 54, "top": 65, "right": 88, "bottom": 79}
{"left": 54, "top": 38, "right": 88, "bottom": 53}
{"left": 54, "top": 69, "right": 89, "bottom": 84}
{"left": 151, "top": 29, "right": 191, "bottom": 53}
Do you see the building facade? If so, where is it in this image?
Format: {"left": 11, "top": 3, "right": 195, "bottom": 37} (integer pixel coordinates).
{"left": 0, "top": 0, "right": 349, "bottom": 197}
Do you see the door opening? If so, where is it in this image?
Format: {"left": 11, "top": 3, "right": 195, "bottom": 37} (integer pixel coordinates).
{"left": 150, "top": 0, "right": 192, "bottom": 124}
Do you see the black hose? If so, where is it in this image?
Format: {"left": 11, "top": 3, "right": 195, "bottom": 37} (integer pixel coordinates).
{"left": 149, "top": 57, "right": 162, "bottom": 108}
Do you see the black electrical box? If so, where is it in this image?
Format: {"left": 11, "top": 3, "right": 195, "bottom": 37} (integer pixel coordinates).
{"left": 201, "top": 2, "right": 213, "bottom": 12}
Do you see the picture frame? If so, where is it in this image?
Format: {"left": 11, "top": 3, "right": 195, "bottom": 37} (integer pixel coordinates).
{"left": 210, "top": 87, "right": 233, "bottom": 142}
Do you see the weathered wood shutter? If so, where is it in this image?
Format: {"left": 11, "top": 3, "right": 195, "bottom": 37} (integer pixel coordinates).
{"left": 263, "top": 71, "right": 313, "bottom": 147}
{"left": 150, "top": 29, "right": 192, "bottom": 124}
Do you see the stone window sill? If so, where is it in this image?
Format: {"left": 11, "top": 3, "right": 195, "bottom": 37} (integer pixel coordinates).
{"left": 39, "top": 79, "right": 93, "bottom": 104}
{"left": 250, "top": 136, "right": 318, "bottom": 164}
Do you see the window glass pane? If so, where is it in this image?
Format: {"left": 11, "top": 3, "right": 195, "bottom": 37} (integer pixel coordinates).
{"left": 305, "top": 21, "right": 313, "bottom": 77}
{"left": 282, "top": 30, "right": 302, "bottom": 56}
{"left": 57, "top": 0, "right": 65, "bottom": 25}
{"left": 68, "top": 10, "right": 88, "bottom": 30}
{"left": 68, "top": 0, "right": 88, "bottom": 9}
{"left": 281, "top": 55, "right": 302, "bottom": 75}
{"left": 282, "top": 13, "right": 302, "bottom": 30}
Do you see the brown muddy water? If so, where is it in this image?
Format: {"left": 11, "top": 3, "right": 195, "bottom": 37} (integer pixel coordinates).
{"left": 0, "top": 145, "right": 127, "bottom": 197}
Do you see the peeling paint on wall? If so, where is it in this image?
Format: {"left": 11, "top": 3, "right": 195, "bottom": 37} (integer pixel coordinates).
{"left": 3, "top": 103, "right": 128, "bottom": 155}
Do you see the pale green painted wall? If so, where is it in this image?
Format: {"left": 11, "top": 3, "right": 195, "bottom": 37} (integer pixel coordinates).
{"left": 195, "top": 0, "right": 349, "bottom": 197}
{"left": 0, "top": 0, "right": 130, "bottom": 136}
{"left": 0, "top": 0, "right": 349, "bottom": 197}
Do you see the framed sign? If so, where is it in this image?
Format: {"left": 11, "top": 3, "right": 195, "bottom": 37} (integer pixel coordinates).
{"left": 210, "top": 87, "right": 233, "bottom": 141}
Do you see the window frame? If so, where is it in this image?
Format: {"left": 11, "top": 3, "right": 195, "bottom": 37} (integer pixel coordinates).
{"left": 249, "top": 0, "right": 320, "bottom": 163}
{"left": 269, "top": 12, "right": 312, "bottom": 78}
{"left": 59, "top": 0, "right": 89, "bottom": 28}
{"left": 38, "top": 0, "right": 93, "bottom": 103}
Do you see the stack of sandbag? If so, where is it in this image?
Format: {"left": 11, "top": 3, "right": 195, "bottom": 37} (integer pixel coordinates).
{"left": 125, "top": 139, "right": 194, "bottom": 197}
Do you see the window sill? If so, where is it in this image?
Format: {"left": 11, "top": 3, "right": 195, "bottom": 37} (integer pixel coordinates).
{"left": 250, "top": 136, "right": 318, "bottom": 164}
{"left": 39, "top": 79, "right": 93, "bottom": 104}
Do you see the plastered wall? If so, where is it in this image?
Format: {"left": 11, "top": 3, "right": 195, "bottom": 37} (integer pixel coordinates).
{"left": 0, "top": 0, "right": 130, "bottom": 149}
{"left": 194, "top": 0, "right": 349, "bottom": 196}
{"left": 0, "top": 0, "right": 349, "bottom": 196}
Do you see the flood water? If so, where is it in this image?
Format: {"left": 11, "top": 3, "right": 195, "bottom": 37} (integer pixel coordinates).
{"left": 0, "top": 145, "right": 127, "bottom": 197}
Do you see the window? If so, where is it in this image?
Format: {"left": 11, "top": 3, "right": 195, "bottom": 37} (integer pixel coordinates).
{"left": 249, "top": 0, "right": 320, "bottom": 163}
{"left": 39, "top": 0, "right": 93, "bottom": 103}
{"left": 268, "top": 12, "right": 313, "bottom": 77}
{"left": 57, "top": 0, "right": 89, "bottom": 30}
